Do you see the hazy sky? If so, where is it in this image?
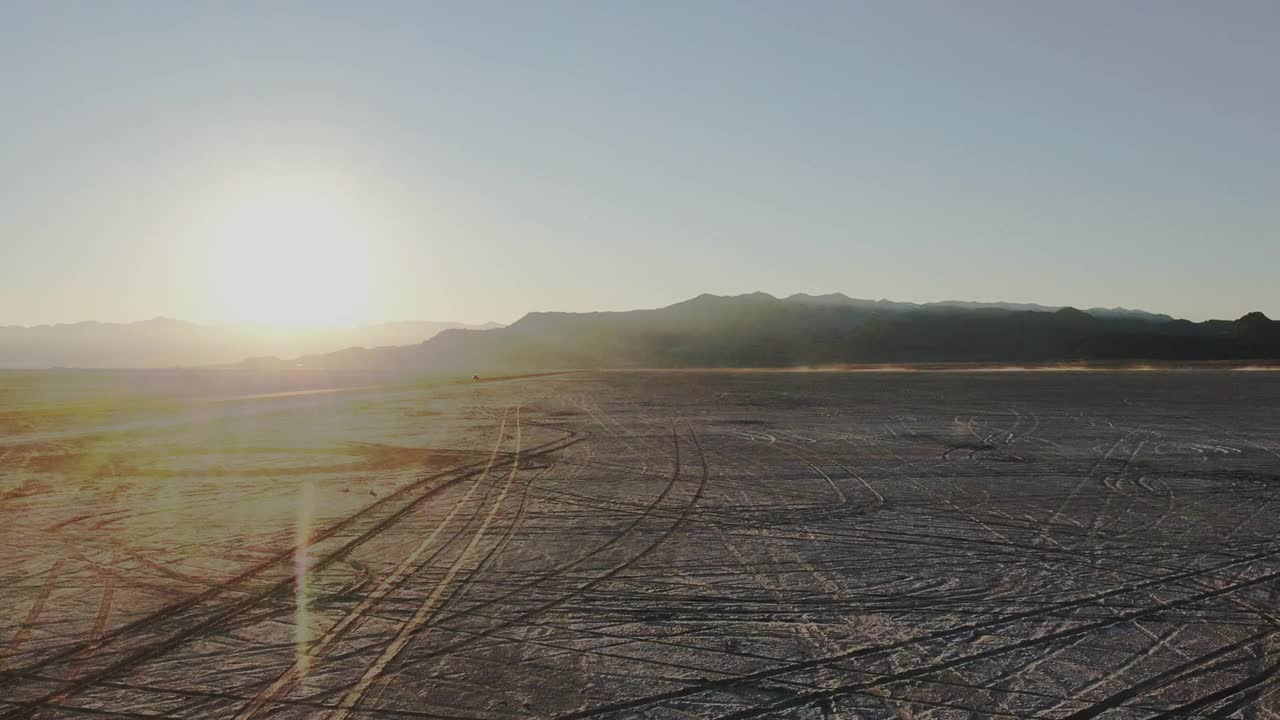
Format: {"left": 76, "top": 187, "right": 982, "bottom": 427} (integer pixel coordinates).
{"left": 3, "top": 1, "right": 1277, "bottom": 326}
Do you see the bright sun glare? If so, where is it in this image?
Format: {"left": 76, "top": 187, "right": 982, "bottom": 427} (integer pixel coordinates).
{"left": 207, "top": 177, "right": 376, "bottom": 328}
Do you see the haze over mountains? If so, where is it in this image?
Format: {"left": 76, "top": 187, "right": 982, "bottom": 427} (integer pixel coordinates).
{"left": 253, "top": 293, "right": 1280, "bottom": 374}
{"left": 8, "top": 294, "right": 1277, "bottom": 371}
{"left": 0, "top": 319, "right": 501, "bottom": 369}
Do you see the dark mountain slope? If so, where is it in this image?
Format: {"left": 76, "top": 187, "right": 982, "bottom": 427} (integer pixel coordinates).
{"left": 279, "top": 294, "right": 1280, "bottom": 372}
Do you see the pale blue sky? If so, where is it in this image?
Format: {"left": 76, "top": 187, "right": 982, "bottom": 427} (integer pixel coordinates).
{"left": 2, "top": 1, "right": 1277, "bottom": 326}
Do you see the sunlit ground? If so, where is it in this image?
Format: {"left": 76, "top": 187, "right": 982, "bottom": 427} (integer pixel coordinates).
{"left": 5, "top": 369, "right": 1280, "bottom": 718}
{"left": 0, "top": 370, "right": 488, "bottom": 674}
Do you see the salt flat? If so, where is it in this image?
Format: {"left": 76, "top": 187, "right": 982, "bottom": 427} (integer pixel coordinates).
{"left": 2, "top": 369, "right": 1279, "bottom": 719}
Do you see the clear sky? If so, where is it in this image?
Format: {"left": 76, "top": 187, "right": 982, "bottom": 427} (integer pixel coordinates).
{"left": 3, "top": 1, "right": 1277, "bottom": 326}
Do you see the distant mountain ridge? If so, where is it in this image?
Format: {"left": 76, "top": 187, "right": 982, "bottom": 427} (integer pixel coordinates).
{"left": 0, "top": 319, "right": 502, "bottom": 369}
{"left": 783, "top": 292, "right": 1174, "bottom": 322}
{"left": 266, "top": 293, "right": 1278, "bottom": 373}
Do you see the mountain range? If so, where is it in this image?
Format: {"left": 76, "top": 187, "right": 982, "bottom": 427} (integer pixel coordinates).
{"left": 0, "top": 319, "right": 501, "bottom": 369}
{"left": 781, "top": 293, "right": 1175, "bottom": 322}
{"left": 8, "top": 294, "right": 1276, "bottom": 371}
{"left": 249, "top": 293, "right": 1280, "bottom": 373}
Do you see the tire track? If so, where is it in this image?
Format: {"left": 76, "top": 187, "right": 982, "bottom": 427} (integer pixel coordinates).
{"left": 326, "top": 407, "right": 524, "bottom": 719}
{"left": 0, "top": 414, "right": 584, "bottom": 720}
{"left": 229, "top": 407, "right": 516, "bottom": 719}
{"left": 398, "top": 417, "right": 709, "bottom": 696}
{"left": 0, "top": 560, "right": 66, "bottom": 673}
{"left": 556, "top": 544, "right": 1280, "bottom": 719}
{"left": 709, "top": 564, "right": 1280, "bottom": 719}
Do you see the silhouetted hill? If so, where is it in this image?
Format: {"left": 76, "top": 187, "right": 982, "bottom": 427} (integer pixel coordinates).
{"left": 1236, "top": 312, "right": 1274, "bottom": 330}
{"left": 273, "top": 293, "right": 1279, "bottom": 373}
{"left": 782, "top": 293, "right": 1174, "bottom": 322}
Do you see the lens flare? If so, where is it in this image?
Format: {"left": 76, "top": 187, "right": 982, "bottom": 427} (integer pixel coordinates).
{"left": 294, "top": 480, "right": 315, "bottom": 677}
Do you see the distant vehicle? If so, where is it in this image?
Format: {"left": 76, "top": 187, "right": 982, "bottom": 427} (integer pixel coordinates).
{"left": 472, "top": 374, "right": 480, "bottom": 381}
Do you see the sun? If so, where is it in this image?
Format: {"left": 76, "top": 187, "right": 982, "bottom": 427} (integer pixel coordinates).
{"left": 205, "top": 176, "right": 377, "bottom": 328}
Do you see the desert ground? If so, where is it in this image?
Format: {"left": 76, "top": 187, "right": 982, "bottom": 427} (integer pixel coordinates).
{"left": 2, "top": 369, "right": 1280, "bottom": 719}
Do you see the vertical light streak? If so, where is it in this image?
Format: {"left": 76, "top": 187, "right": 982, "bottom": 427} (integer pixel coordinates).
{"left": 294, "top": 480, "right": 315, "bottom": 677}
